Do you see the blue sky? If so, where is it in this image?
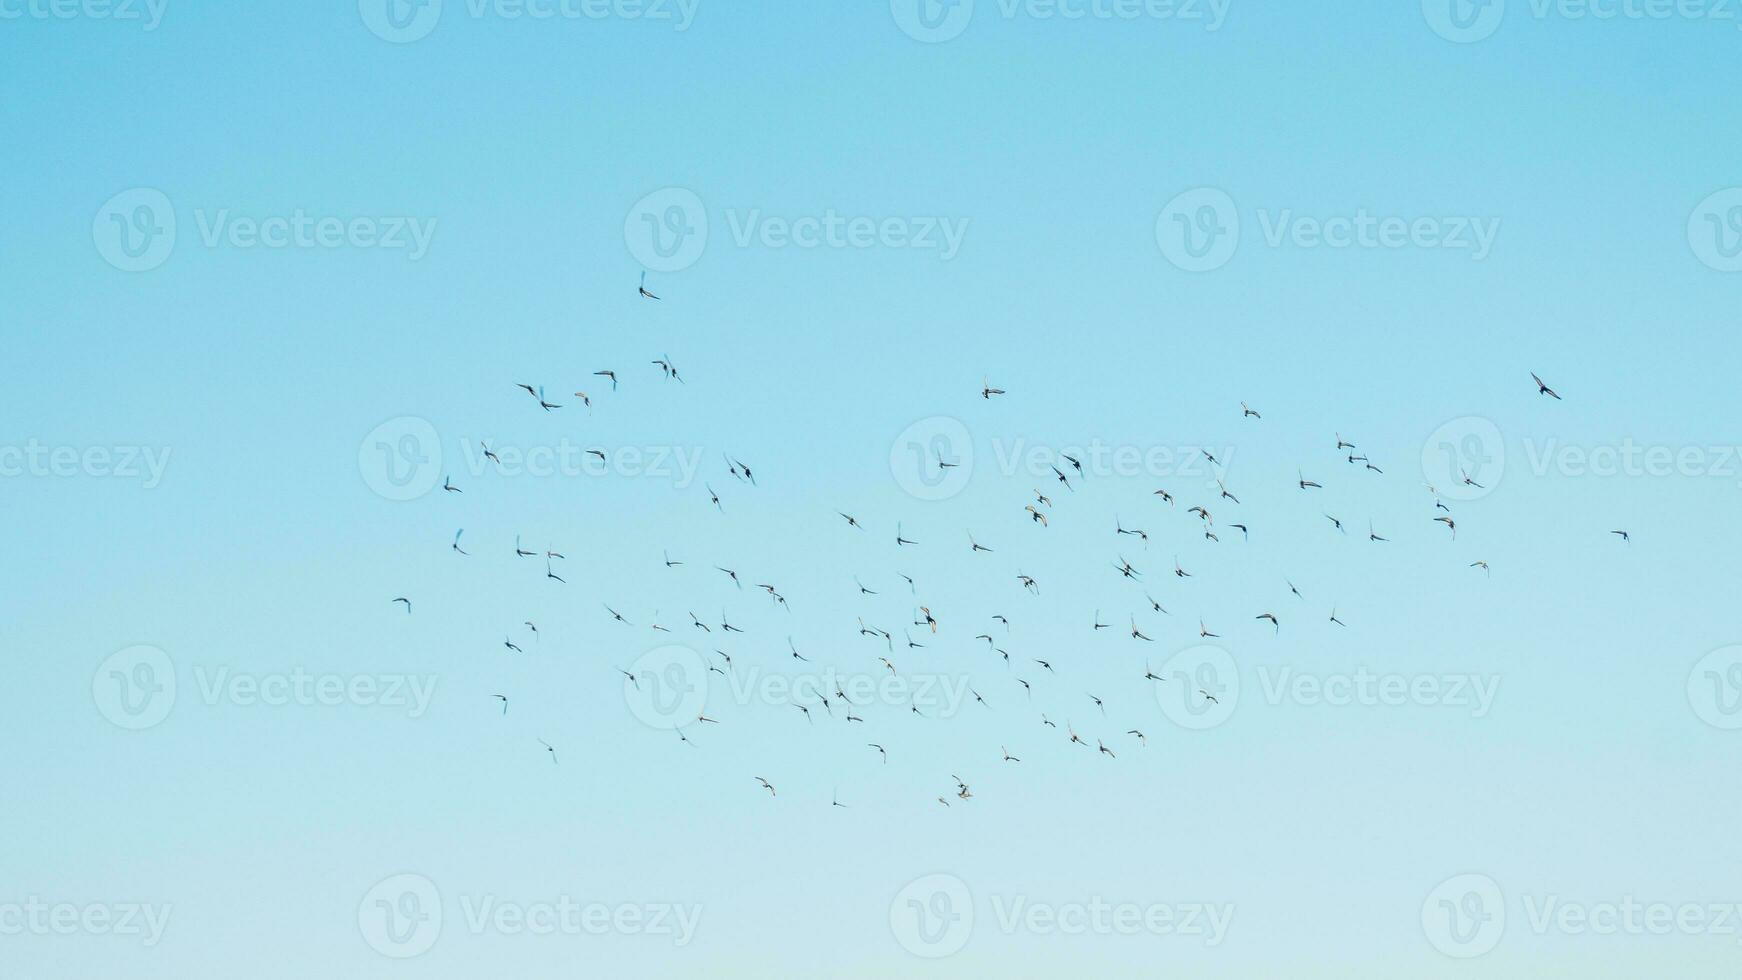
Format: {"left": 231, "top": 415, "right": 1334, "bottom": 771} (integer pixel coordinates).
{"left": 5, "top": 2, "right": 1742, "bottom": 976}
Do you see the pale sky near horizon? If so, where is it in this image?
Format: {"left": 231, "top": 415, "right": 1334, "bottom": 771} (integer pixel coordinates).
{"left": 5, "top": 2, "right": 1742, "bottom": 976}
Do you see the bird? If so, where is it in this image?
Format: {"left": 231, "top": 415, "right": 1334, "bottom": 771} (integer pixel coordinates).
{"left": 1470, "top": 560, "right": 1490, "bottom": 577}
{"left": 638, "top": 270, "right": 659, "bottom": 299}
{"left": 1368, "top": 522, "right": 1388, "bottom": 543}
{"left": 617, "top": 668, "right": 639, "bottom": 689}
{"left": 537, "top": 738, "right": 557, "bottom": 764}
{"left": 442, "top": 474, "right": 461, "bottom": 494}
{"left": 1002, "top": 746, "right": 1020, "bottom": 762}
{"left": 1531, "top": 371, "right": 1561, "bottom": 399}
{"left": 895, "top": 523, "right": 918, "bottom": 546}
{"left": 1434, "top": 516, "right": 1456, "bottom": 539}
{"left": 1611, "top": 530, "right": 1630, "bottom": 543}
{"left": 1198, "top": 619, "right": 1219, "bottom": 638}
{"left": 705, "top": 483, "right": 723, "bottom": 512}
{"left": 1299, "top": 470, "right": 1322, "bottom": 490}
{"left": 1127, "top": 730, "right": 1147, "bottom": 746}
{"left": 981, "top": 377, "right": 1005, "bottom": 399}
{"left": 1129, "top": 618, "right": 1153, "bottom": 642}
{"left": 1198, "top": 690, "right": 1219, "bottom": 705}
{"left": 594, "top": 369, "right": 618, "bottom": 390}
{"left": 503, "top": 637, "right": 523, "bottom": 653}
{"left": 492, "top": 694, "right": 508, "bottom": 714}
{"left": 868, "top": 743, "right": 887, "bottom": 764}
{"left": 1329, "top": 607, "right": 1347, "bottom": 627}
{"left": 451, "top": 529, "right": 468, "bottom": 555}
{"left": 754, "top": 777, "right": 775, "bottom": 797}
{"left": 536, "top": 386, "right": 560, "bottom": 411}
{"left": 1241, "top": 401, "right": 1260, "bottom": 419}
{"left": 392, "top": 597, "right": 411, "bottom": 614}
{"left": 969, "top": 533, "right": 993, "bottom": 554}
{"left": 1256, "top": 612, "right": 1279, "bottom": 634}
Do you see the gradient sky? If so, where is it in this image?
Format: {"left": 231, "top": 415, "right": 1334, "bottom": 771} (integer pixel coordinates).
{"left": 5, "top": 2, "right": 1742, "bottom": 977}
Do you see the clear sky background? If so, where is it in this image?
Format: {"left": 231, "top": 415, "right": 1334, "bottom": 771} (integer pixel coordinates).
{"left": 5, "top": 2, "right": 1742, "bottom": 976}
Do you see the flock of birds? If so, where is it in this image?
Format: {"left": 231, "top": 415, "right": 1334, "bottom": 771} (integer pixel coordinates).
{"left": 388, "top": 279, "right": 1625, "bottom": 807}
